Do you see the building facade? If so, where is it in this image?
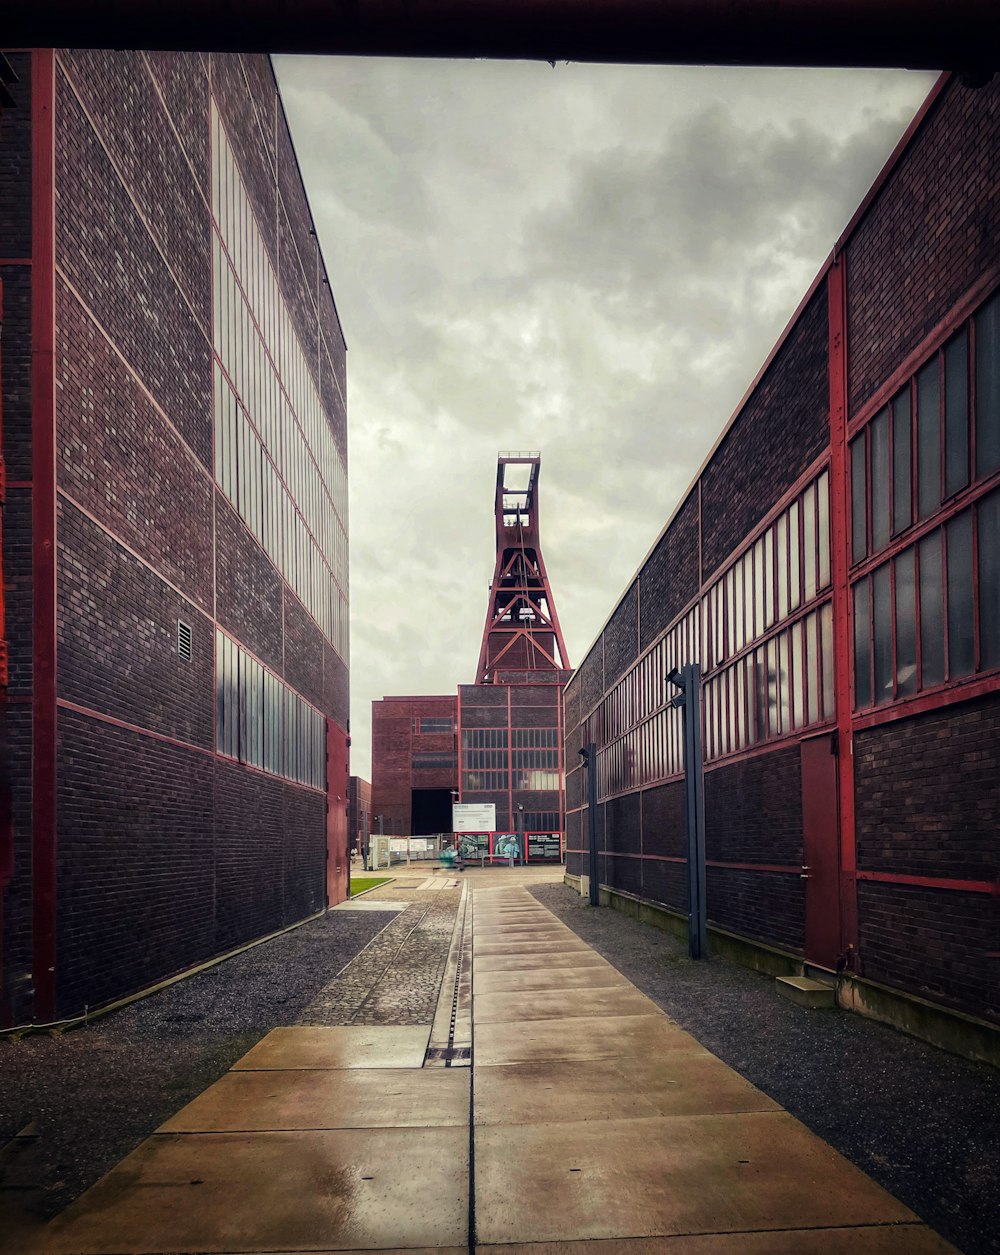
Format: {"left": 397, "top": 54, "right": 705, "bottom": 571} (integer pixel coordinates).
{"left": 348, "top": 775, "right": 371, "bottom": 854}
{"left": 564, "top": 72, "right": 1000, "bottom": 1043}
{"left": 1, "top": 49, "right": 350, "bottom": 1028}
{"left": 370, "top": 696, "right": 458, "bottom": 836}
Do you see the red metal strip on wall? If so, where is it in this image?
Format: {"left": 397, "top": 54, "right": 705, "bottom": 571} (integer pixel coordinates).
{"left": 827, "top": 252, "right": 859, "bottom": 958}
{"left": 31, "top": 49, "right": 58, "bottom": 1023}
{"left": 856, "top": 870, "right": 999, "bottom": 896}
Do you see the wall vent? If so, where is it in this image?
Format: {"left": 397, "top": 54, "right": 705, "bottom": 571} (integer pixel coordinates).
{"left": 177, "top": 620, "right": 193, "bottom": 662}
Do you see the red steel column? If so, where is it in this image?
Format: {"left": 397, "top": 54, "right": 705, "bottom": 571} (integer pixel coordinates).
{"left": 31, "top": 49, "right": 57, "bottom": 1022}
{"left": 827, "top": 252, "right": 859, "bottom": 960}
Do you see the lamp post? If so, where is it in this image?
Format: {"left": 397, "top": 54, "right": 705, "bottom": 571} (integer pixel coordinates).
{"left": 668, "top": 665, "right": 707, "bottom": 960}
{"left": 579, "top": 743, "right": 599, "bottom": 907}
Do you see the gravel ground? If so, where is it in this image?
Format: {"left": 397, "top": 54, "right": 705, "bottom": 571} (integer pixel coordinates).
{"left": 299, "top": 887, "right": 460, "bottom": 1025}
{"left": 531, "top": 882, "right": 1000, "bottom": 1255}
{"left": 0, "top": 908, "right": 396, "bottom": 1219}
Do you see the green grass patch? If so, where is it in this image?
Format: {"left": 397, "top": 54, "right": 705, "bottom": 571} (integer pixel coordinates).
{"left": 349, "top": 876, "right": 393, "bottom": 897}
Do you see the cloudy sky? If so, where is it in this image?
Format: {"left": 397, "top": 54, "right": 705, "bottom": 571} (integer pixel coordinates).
{"left": 272, "top": 57, "right": 937, "bottom": 779}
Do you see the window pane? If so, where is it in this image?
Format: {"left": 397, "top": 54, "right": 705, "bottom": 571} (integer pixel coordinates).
{"left": 895, "top": 548, "right": 917, "bottom": 698}
{"left": 778, "top": 633, "right": 791, "bottom": 734}
{"left": 820, "top": 601, "right": 835, "bottom": 717}
{"left": 870, "top": 409, "right": 890, "bottom": 551}
{"left": 892, "top": 386, "right": 912, "bottom": 535}
{"left": 946, "top": 510, "right": 974, "bottom": 678}
{"left": 791, "top": 620, "right": 805, "bottom": 729}
{"left": 916, "top": 357, "right": 941, "bottom": 520}
{"left": 805, "top": 611, "right": 820, "bottom": 725}
{"left": 918, "top": 531, "right": 945, "bottom": 688}
{"left": 872, "top": 562, "right": 893, "bottom": 705}
{"left": 788, "top": 500, "right": 801, "bottom": 612}
{"left": 803, "top": 483, "right": 817, "bottom": 600}
{"left": 776, "top": 513, "right": 789, "bottom": 622}
{"left": 850, "top": 435, "right": 867, "bottom": 563}
{"left": 753, "top": 537, "right": 764, "bottom": 639}
{"left": 979, "top": 488, "right": 1000, "bottom": 669}
{"left": 763, "top": 529, "right": 774, "bottom": 629}
{"left": 976, "top": 290, "right": 1000, "bottom": 477}
{"left": 817, "top": 471, "right": 831, "bottom": 589}
{"left": 944, "top": 330, "right": 970, "bottom": 498}
{"left": 854, "top": 579, "right": 872, "bottom": 708}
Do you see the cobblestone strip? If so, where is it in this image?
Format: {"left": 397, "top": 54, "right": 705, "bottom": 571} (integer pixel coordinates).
{"left": 296, "top": 891, "right": 461, "bottom": 1027}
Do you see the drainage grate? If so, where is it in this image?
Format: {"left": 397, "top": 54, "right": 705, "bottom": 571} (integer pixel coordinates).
{"left": 425, "top": 1046, "right": 471, "bottom": 1063}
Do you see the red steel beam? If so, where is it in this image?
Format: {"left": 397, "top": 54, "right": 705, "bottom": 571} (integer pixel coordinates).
{"left": 31, "top": 48, "right": 58, "bottom": 1024}
{"left": 3, "top": 1, "right": 999, "bottom": 67}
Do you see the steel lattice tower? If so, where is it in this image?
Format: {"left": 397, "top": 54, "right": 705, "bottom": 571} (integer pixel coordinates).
{"left": 475, "top": 452, "right": 570, "bottom": 684}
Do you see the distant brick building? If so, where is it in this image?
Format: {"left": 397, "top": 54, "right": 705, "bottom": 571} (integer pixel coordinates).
{"left": 564, "top": 72, "right": 1000, "bottom": 1049}
{"left": 348, "top": 776, "right": 372, "bottom": 853}
{"left": 1, "top": 50, "right": 350, "bottom": 1027}
{"left": 370, "top": 697, "right": 458, "bottom": 836}
{"left": 371, "top": 455, "right": 571, "bottom": 859}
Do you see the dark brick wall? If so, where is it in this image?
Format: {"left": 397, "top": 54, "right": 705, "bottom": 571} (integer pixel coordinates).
{"left": 855, "top": 693, "right": 1000, "bottom": 883}
{"left": 602, "top": 582, "right": 638, "bottom": 689}
{"left": 2, "top": 705, "right": 34, "bottom": 1024}
{"left": 55, "top": 278, "right": 214, "bottom": 611}
{"left": 371, "top": 696, "right": 457, "bottom": 833}
{"left": 858, "top": 882, "right": 999, "bottom": 1023}
{"left": 700, "top": 282, "right": 829, "bottom": 578}
{"left": 8, "top": 50, "right": 349, "bottom": 1023}
{"left": 55, "top": 710, "right": 216, "bottom": 1016}
{"left": 54, "top": 711, "right": 327, "bottom": 1016}
{"left": 604, "top": 791, "right": 641, "bottom": 856}
{"left": 708, "top": 866, "right": 805, "bottom": 953}
{"left": 56, "top": 500, "right": 214, "bottom": 747}
{"left": 215, "top": 495, "right": 284, "bottom": 674}
{"left": 55, "top": 64, "right": 213, "bottom": 471}
{"left": 846, "top": 76, "right": 1000, "bottom": 417}
{"left": 638, "top": 490, "right": 700, "bottom": 653}
{"left": 641, "top": 781, "right": 685, "bottom": 861}
{"left": 704, "top": 745, "right": 803, "bottom": 866}
{"left": 0, "top": 53, "right": 32, "bottom": 258}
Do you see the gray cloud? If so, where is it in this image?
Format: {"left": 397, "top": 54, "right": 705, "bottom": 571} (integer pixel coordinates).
{"left": 274, "top": 57, "right": 937, "bottom": 779}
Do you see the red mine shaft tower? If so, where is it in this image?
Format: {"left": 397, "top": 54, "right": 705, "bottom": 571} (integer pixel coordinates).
{"left": 476, "top": 452, "right": 569, "bottom": 685}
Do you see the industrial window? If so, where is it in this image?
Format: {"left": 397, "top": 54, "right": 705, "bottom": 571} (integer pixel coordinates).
{"left": 412, "top": 752, "right": 457, "bottom": 769}
{"left": 210, "top": 104, "right": 349, "bottom": 661}
{"left": 850, "top": 288, "right": 1000, "bottom": 568}
{"left": 214, "top": 629, "right": 325, "bottom": 788}
{"left": 412, "top": 717, "right": 454, "bottom": 734}
{"left": 852, "top": 489, "right": 999, "bottom": 709}
{"left": 461, "top": 729, "right": 508, "bottom": 749}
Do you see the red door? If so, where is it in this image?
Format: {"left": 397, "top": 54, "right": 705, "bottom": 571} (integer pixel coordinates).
{"left": 326, "top": 719, "right": 350, "bottom": 907}
{"left": 800, "top": 732, "right": 841, "bottom": 970}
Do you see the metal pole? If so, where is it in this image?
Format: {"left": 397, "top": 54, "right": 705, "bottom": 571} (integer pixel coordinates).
{"left": 681, "top": 665, "right": 707, "bottom": 959}
{"left": 586, "top": 742, "right": 599, "bottom": 907}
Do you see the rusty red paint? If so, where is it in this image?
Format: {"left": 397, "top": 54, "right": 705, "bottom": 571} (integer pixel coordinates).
{"left": 31, "top": 49, "right": 58, "bottom": 1023}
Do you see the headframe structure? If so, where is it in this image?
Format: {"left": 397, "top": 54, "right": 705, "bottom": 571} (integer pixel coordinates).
{"left": 476, "top": 452, "right": 570, "bottom": 684}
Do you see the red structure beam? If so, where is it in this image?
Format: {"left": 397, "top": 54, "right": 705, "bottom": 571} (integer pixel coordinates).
{"left": 2, "top": 1, "right": 999, "bottom": 68}
{"left": 476, "top": 452, "right": 569, "bottom": 684}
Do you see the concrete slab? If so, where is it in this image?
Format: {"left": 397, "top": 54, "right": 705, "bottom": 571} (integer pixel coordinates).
{"left": 474, "top": 1014, "right": 702, "bottom": 1066}
{"left": 474, "top": 924, "right": 576, "bottom": 938}
{"left": 776, "top": 975, "right": 837, "bottom": 1008}
{"left": 232, "top": 1025, "right": 430, "bottom": 1070}
{"left": 40, "top": 1127, "right": 468, "bottom": 1253}
{"left": 474, "top": 1057, "right": 780, "bottom": 1125}
{"left": 474, "top": 950, "right": 616, "bottom": 973}
{"left": 474, "top": 986, "right": 659, "bottom": 1023}
{"left": 159, "top": 1067, "right": 469, "bottom": 1132}
{"left": 474, "top": 1228, "right": 958, "bottom": 1253}
{"left": 332, "top": 899, "right": 408, "bottom": 911}
{"left": 474, "top": 1113, "right": 918, "bottom": 1245}
{"left": 473, "top": 967, "right": 632, "bottom": 995}
{"left": 474, "top": 939, "right": 591, "bottom": 956}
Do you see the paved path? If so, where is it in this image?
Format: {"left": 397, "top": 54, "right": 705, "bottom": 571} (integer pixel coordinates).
{"left": 19, "top": 878, "right": 961, "bottom": 1253}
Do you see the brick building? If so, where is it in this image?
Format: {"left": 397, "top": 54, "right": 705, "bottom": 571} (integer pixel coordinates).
{"left": 348, "top": 775, "right": 372, "bottom": 854}
{"left": 371, "top": 455, "right": 571, "bottom": 861}
{"left": 564, "top": 72, "right": 1000, "bottom": 1051}
{"left": 0, "top": 50, "right": 350, "bottom": 1028}
{"left": 370, "top": 696, "right": 458, "bottom": 836}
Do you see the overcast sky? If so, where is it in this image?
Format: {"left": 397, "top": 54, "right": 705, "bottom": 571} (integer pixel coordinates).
{"left": 272, "top": 57, "right": 937, "bottom": 780}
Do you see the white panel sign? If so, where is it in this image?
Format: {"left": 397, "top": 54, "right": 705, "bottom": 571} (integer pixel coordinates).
{"left": 452, "top": 803, "right": 496, "bottom": 832}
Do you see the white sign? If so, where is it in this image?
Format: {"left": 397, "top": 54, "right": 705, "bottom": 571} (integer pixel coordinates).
{"left": 452, "top": 803, "right": 496, "bottom": 832}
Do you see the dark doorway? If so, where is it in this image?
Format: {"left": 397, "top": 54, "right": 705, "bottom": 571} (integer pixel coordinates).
{"left": 411, "top": 788, "right": 452, "bottom": 836}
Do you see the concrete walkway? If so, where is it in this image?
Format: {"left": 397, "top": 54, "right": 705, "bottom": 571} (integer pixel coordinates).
{"left": 22, "top": 879, "right": 961, "bottom": 1254}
